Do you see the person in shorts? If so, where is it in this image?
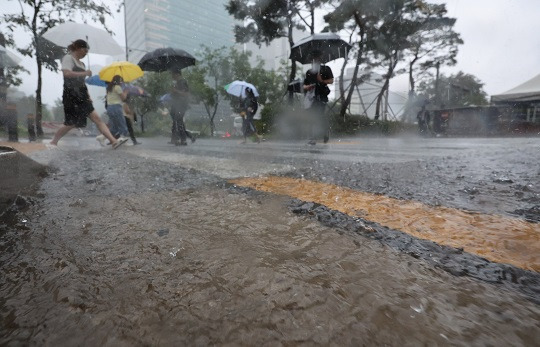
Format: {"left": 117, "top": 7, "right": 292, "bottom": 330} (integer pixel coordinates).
{"left": 50, "top": 39, "right": 127, "bottom": 149}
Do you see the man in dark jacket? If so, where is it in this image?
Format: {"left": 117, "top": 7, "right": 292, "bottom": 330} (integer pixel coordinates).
{"left": 170, "top": 69, "right": 195, "bottom": 145}
{"left": 303, "top": 50, "right": 334, "bottom": 145}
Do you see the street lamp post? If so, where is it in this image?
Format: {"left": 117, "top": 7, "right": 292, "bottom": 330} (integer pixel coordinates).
{"left": 124, "top": 0, "right": 129, "bottom": 61}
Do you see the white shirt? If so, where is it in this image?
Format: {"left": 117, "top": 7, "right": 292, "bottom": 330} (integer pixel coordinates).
{"left": 61, "top": 54, "right": 86, "bottom": 71}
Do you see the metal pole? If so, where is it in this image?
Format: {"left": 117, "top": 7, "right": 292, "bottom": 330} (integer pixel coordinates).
{"left": 124, "top": 0, "right": 129, "bottom": 61}
{"left": 434, "top": 61, "right": 440, "bottom": 107}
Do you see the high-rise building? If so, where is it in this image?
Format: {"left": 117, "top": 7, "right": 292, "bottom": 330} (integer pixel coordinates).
{"left": 125, "top": 0, "right": 236, "bottom": 63}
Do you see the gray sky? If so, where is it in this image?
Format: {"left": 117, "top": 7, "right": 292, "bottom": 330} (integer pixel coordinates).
{"left": 3, "top": 0, "right": 540, "bottom": 106}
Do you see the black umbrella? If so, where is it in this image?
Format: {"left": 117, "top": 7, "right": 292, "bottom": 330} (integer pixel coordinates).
{"left": 138, "top": 47, "right": 196, "bottom": 72}
{"left": 290, "top": 33, "right": 351, "bottom": 64}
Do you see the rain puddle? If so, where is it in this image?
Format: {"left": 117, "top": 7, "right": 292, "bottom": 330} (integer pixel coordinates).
{"left": 1, "top": 187, "right": 539, "bottom": 345}
{"left": 231, "top": 176, "right": 540, "bottom": 272}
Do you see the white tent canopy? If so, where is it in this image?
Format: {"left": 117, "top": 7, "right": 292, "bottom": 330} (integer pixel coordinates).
{"left": 491, "top": 73, "right": 540, "bottom": 103}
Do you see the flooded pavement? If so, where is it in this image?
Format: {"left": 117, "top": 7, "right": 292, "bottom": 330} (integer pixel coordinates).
{"left": 1, "top": 137, "right": 540, "bottom": 345}
{"left": 232, "top": 176, "right": 540, "bottom": 271}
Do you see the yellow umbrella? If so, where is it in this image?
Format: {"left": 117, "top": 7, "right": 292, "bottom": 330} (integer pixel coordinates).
{"left": 99, "top": 61, "right": 144, "bottom": 82}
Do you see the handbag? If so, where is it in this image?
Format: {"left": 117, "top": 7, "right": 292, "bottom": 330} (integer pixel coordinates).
{"left": 303, "top": 89, "right": 315, "bottom": 109}
{"left": 253, "top": 103, "right": 262, "bottom": 120}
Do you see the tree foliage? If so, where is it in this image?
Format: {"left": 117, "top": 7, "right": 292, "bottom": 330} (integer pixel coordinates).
{"left": 417, "top": 71, "right": 488, "bottom": 107}
{"left": 405, "top": 3, "right": 462, "bottom": 94}
{"left": 323, "top": 0, "right": 463, "bottom": 119}
{"left": 1, "top": 0, "right": 116, "bottom": 136}
{"left": 226, "top": 0, "right": 331, "bottom": 87}
{"left": 132, "top": 46, "right": 287, "bottom": 136}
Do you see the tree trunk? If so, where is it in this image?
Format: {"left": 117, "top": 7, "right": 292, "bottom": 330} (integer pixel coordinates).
{"left": 337, "top": 51, "right": 349, "bottom": 118}
{"left": 408, "top": 55, "right": 418, "bottom": 94}
{"left": 375, "top": 52, "right": 398, "bottom": 119}
{"left": 0, "top": 33, "right": 6, "bottom": 120}
{"left": 339, "top": 19, "right": 365, "bottom": 119}
{"left": 287, "top": 9, "right": 296, "bottom": 104}
{"left": 310, "top": 4, "right": 315, "bottom": 34}
{"left": 375, "top": 80, "right": 389, "bottom": 119}
{"left": 32, "top": 8, "right": 44, "bottom": 137}
{"left": 36, "top": 59, "right": 44, "bottom": 137}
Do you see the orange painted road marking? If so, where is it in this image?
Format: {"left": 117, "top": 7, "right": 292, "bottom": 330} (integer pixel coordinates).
{"left": 231, "top": 176, "right": 540, "bottom": 272}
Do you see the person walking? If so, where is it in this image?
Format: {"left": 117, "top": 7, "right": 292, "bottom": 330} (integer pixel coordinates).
{"left": 96, "top": 75, "right": 130, "bottom": 146}
{"left": 169, "top": 69, "right": 195, "bottom": 146}
{"left": 303, "top": 50, "right": 333, "bottom": 145}
{"left": 240, "top": 87, "right": 261, "bottom": 144}
{"left": 123, "top": 97, "right": 141, "bottom": 145}
{"left": 416, "top": 101, "right": 432, "bottom": 136}
{"left": 50, "top": 39, "right": 126, "bottom": 149}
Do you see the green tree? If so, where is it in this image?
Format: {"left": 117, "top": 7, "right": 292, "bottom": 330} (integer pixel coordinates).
{"left": 127, "top": 70, "right": 172, "bottom": 135}
{"left": 367, "top": 1, "right": 427, "bottom": 119}
{"left": 405, "top": 2, "right": 462, "bottom": 95}
{"left": 226, "top": 0, "right": 330, "bottom": 86}
{"left": 131, "top": 46, "right": 289, "bottom": 137}
{"left": 325, "top": 0, "right": 392, "bottom": 119}
{"left": 326, "top": 0, "right": 438, "bottom": 120}
{"left": 1, "top": 0, "right": 114, "bottom": 137}
{"left": 417, "top": 71, "right": 488, "bottom": 107}
{"left": 184, "top": 46, "right": 232, "bottom": 136}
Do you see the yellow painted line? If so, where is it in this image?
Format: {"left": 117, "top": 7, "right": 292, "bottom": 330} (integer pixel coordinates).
{"left": 231, "top": 176, "right": 540, "bottom": 272}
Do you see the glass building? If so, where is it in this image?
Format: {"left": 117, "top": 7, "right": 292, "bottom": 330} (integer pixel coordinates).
{"left": 125, "top": 0, "right": 236, "bottom": 63}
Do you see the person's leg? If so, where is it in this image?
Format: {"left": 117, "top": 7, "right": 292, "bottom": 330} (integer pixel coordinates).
{"left": 241, "top": 117, "right": 248, "bottom": 143}
{"left": 178, "top": 112, "right": 188, "bottom": 144}
{"left": 108, "top": 105, "right": 129, "bottom": 138}
{"left": 246, "top": 115, "right": 260, "bottom": 143}
{"left": 307, "top": 105, "right": 318, "bottom": 145}
{"left": 88, "top": 110, "right": 118, "bottom": 145}
{"left": 125, "top": 116, "right": 138, "bottom": 144}
{"left": 50, "top": 124, "right": 76, "bottom": 145}
{"left": 170, "top": 111, "right": 180, "bottom": 144}
{"left": 320, "top": 103, "right": 329, "bottom": 143}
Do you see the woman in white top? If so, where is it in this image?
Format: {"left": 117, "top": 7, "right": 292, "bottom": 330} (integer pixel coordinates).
{"left": 50, "top": 39, "right": 127, "bottom": 149}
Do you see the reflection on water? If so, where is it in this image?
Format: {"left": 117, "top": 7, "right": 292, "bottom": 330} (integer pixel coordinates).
{"left": 232, "top": 176, "right": 540, "bottom": 272}
{"left": 1, "top": 188, "right": 539, "bottom": 345}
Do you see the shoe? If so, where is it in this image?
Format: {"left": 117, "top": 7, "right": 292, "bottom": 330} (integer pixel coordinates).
{"left": 308, "top": 140, "right": 316, "bottom": 145}
{"left": 96, "top": 134, "right": 106, "bottom": 147}
{"left": 112, "top": 137, "right": 129, "bottom": 149}
{"left": 323, "top": 135, "right": 329, "bottom": 143}
{"left": 133, "top": 141, "right": 141, "bottom": 145}
{"left": 46, "top": 143, "right": 60, "bottom": 150}
{"left": 175, "top": 141, "right": 187, "bottom": 146}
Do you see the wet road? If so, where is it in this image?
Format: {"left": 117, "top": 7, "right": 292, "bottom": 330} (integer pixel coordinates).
{"left": 1, "top": 135, "right": 539, "bottom": 345}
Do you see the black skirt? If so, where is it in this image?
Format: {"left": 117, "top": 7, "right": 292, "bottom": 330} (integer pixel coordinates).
{"left": 62, "top": 87, "right": 94, "bottom": 128}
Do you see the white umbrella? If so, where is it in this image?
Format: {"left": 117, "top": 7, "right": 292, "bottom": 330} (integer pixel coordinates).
{"left": 0, "top": 45, "right": 22, "bottom": 68}
{"left": 43, "top": 22, "right": 124, "bottom": 56}
{"left": 225, "top": 80, "right": 259, "bottom": 98}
